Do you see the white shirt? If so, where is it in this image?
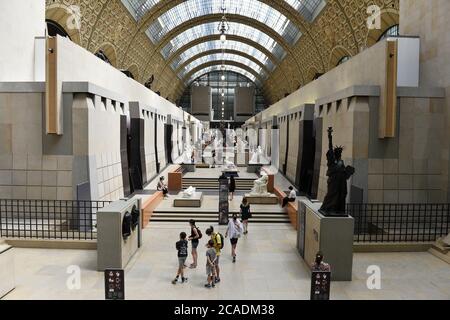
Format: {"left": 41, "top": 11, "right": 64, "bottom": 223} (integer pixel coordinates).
{"left": 289, "top": 189, "right": 296, "bottom": 199}
{"left": 227, "top": 218, "right": 243, "bottom": 239}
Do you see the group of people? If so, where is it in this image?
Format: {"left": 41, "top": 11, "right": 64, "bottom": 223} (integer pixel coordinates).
{"left": 172, "top": 198, "right": 252, "bottom": 288}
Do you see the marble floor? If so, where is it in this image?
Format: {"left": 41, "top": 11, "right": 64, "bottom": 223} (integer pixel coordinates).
{"left": 3, "top": 222, "right": 450, "bottom": 300}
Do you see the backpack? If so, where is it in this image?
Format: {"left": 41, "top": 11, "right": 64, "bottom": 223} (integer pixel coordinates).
{"left": 216, "top": 233, "right": 225, "bottom": 249}
{"left": 196, "top": 227, "right": 202, "bottom": 239}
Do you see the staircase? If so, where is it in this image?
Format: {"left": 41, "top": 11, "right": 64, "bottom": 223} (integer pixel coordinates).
{"left": 429, "top": 236, "right": 450, "bottom": 264}
{"left": 150, "top": 211, "right": 290, "bottom": 223}
{"left": 182, "top": 178, "right": 254, "bottom": 190}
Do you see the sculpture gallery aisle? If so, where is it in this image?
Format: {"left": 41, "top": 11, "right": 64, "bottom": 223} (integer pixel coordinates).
{"left": 3, "top": 223, "right": 450, "bottom": 300}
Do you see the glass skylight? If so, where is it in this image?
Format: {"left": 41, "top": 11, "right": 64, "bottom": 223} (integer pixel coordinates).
{"left": 178, "top": 53, "right": 267, "bottom": 79}
{"left": 186, "top": 65, "right": 260, "bottom": 86}
{"left": 120, "top": 0, "right": 160, "bottom": 21}
{"left": 159, "top": 22, "right": 286, "bottom": 60}
{"left": 170, "top": 40, "right": 275, "bottom": 71}
{"left": 147, "top": 0, "right": 301, "bottom": 45}
{"left": 284, "top": 0, "right": 327, "bottom": 22}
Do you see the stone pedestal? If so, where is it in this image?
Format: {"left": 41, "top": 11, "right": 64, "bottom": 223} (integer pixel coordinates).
{"left": 244, "top": 194, "right": 279, "bottom": 204}
{"left": 182, "top": 163, "right": 195, "bottom": 172}
{"left": 247, "top": 164, "right": 263, "bottom": 173}
{"left": 0, "top": 243, "right": 15, "bottom": 298}
{"left": 298, "top": 200, "right": 354, "bottom": 281}
{"left": 173, "top": 192, "right": 203, "bottom": 207}
{"left": 97, "top": 199, "right": 141, "bottom": 271}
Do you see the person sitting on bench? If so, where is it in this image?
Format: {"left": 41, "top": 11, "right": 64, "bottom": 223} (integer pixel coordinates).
{"left": 282, "top": 186, "right": 296, "bottom": 207}
{"left": 157, "top": 176, "right": 169, "bottom": 198}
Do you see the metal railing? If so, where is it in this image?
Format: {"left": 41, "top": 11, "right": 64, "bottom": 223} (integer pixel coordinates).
{"left": 348, "top": 203, "right": 450, "bottom": 243}
{"left": 0, "top": 199, "right": 110, "bottom": 240}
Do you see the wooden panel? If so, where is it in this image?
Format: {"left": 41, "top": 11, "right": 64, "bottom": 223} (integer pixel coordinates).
{"left": 45, "top": 37, "right": 59, "bottom": 134}
{"left": 381, "top": 40, "right": 398, "bottom": 138}
{"left": 168, "top": 165, "right": 182, "bottom": 191}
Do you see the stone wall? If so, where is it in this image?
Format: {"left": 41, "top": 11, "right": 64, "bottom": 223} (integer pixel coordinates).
{"left": 0, "top": 92, "right": 75, "bottom": 200}
{"left": 400, "top": 0, "right": 450, "bottom": 202}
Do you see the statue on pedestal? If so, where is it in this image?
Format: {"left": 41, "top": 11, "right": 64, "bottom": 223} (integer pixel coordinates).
{"left": 250, "top": 145, "right": 263, "bottom": 163}
{"left": 224, "top": 159, "right": 236, "bottom": 170}
{"left": 182, "top": 186, "right": 196, "bottom": 198}
{"left": 181, "top": 145, "right": 193, "bottom": 164}
{"left": 250, "top": 174, "right": 270, "bottom": 196}
{"left": 320, "top": 127, "right": 355, "bottom": 216}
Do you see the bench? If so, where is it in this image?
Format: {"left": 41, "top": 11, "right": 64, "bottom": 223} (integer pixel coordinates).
{"left": 274, "top": 186, "right": 298, "bottom": 230}
{"left": 141, "top": 191, "right": 164, "bottom": 228}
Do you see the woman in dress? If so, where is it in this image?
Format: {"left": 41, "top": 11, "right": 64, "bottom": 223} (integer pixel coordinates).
{"left": 228, "top": 176, "right": 236, "bottom": 201}
{"left": 240, "top": 197, "right": 251, "bottom": 234}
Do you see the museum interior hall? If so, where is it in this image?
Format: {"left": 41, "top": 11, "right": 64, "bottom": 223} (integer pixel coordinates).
{"left": 0, "top": 0, "right": 449, "bottom": 301}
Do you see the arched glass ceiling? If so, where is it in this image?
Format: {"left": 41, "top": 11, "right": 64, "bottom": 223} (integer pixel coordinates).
{"left": 158, "top": 22, "right": 286, "bottom": 60}
{"left": 179, "top": 53, "right": 267, "bottom": 79}
{"left": 121, "top": 0, "right": 327, "bottom": 23}
{"left": 187, "top": 65, "right": 260, "bottom": 86}
{"left": 170, "top": 40, "right": 275, "bottom": 71}
{"left": 121, "top": 0, "right": 160, "bottom": 21}
{"left": 147, "top": 0, "right": 301, "bottom": 45}
{"left": 284, "top": 0, "right": 327, "bottom": 22}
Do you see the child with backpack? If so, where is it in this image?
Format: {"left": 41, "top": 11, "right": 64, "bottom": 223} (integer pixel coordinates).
{"left": 205, "top": 226, "right": 224, "bottom": 283}
{"left": 188, "top": 219, "right": 202, "bottom": 268}
{"left": 172, "top": 232, "right": 188, "bottom": 284}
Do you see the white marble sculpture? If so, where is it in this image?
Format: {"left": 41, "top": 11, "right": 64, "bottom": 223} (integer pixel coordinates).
{"left": 181, "top": 145, "right": 193, "bottom": 163}
{"left": 250, "top": 145, "right": 263, "bottom": 163}
{"left": 442, "top": 233, "right": 450, "bottom": 246}
{"left": 182, "top": 186, "right": 196, "bottom": 198}
{"left": 224, "top": 159, "right": 237, "bottom": 170}
{"left": 250, "top": 174, "right": 270, "bottom": 196}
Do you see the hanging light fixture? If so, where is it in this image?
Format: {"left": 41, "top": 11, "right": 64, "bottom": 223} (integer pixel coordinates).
{"left": 218, "top": 0, "right": 229, "bottom": 44}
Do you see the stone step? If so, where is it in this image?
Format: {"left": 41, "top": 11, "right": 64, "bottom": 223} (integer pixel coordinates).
{"left": 153, "top": 213, "right": 287, "bottom": 219}
{"left": 150, "top": 217, "right": 290, "bottom": 223}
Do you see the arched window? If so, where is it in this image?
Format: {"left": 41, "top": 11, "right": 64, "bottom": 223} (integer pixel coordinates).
{"left": 46, "top": 19, "right": 70, "bottom": 39}
{"left": 378, "top": 24, "right": 399, "bottom": 42}
{"left": 337, "top": 56, "right": 350, "bottom": 66}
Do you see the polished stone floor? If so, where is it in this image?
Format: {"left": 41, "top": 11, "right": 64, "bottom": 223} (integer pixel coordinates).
{"left": 3, "top": 222, "right": 450, "bottom": 300}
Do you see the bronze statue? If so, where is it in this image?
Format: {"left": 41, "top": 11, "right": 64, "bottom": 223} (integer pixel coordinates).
{"left": 319, "top": 127, "right": 355, "bottom": 216}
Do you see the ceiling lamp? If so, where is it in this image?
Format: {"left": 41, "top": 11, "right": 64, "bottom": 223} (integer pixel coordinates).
{"left": 221, "top": 74, "right": 226, "bottom": 81}
{"left": 218, "top": 1, "right": 229, "bottom": 44}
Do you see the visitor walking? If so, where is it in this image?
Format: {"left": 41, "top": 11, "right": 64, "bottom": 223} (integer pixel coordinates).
{"left": 157, "top": 176, "right": 169, "bottom": 198}
{"left": 172, "top": 232, "right": 188, "bottom": 284}
{"left": 188, "top": 219, "right": 201, "bottom": 268}
{"left": 205, "top": 239, "right": 217, "bottom": 288}
{"left": 205, "top": 226, "right": 223, "bottom": 283}
{"left": 240, "top": 197, "right": 251, "bottom": 234}
{"left": 282, "top": 186, "right": 297, "bottom": 207}
{"left": 229, "top": 176, "right": 236, "bottom": 201}
{"left": 225, "top": 213, "right": 243, "bottom": 263}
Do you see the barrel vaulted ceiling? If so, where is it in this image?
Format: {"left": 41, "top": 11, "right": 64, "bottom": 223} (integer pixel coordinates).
{"left": 45, "top": 0, "right": 399, "bottom": 105}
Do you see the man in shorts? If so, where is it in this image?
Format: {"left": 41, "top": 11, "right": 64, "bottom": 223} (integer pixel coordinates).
{"left": 205, "top": 239, "right": 217, "bottom": 288}
{"left": 172, "top": 232, "right": 188, "bottom": 284}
